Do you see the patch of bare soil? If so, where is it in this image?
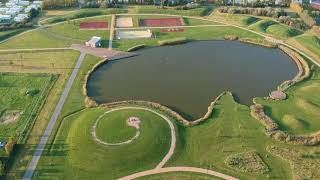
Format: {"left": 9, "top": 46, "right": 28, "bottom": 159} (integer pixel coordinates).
{"left": 0, "top": 110, "right": 23, "bottom": 124}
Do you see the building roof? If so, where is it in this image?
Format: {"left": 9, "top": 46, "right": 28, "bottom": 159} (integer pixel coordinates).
{"left": 88, "top": 36, "right": 101, "bottom": 44}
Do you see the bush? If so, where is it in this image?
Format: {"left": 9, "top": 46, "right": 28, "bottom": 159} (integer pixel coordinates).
{"left": 4, "top": 137, "right": 15, "bottom": 155}
{"left": 290, "top": 2, "right": 316, "bottom": 27}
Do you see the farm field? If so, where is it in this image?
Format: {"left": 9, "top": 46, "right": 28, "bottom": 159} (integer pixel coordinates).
{"left": 0, "top": 73, "right": 55, "bottom": 142}
{"left": 0, "top": 7, "right": 319, "bottom": 180}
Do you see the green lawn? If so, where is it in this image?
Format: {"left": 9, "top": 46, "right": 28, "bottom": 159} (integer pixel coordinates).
{"left": 35, "top": 108, "right": 171, "bottom": 179}
{"left": 167, "top": 94, "right": 292, "bottom": 180}
{"left": 255, "top": 65, "right": 320, "bottom": 135}
{"left": 135, "top": 6, "right": 213, "bottom": 17}
{"left": 0, "top": 73, "right": 55, "bottom": 143}
{"left": 44, "top": 16, "right": 111, "bottom": 42}
{"left": 0, "top": 28, "right": 30, "bottom": 42}
{"left": 95, "top": 111, "right": 137, "bottom": 143}
{"left": 41, "top": 8, "right": 127, "bottom": 25}
{"left": 0, "top": 29, "right": 76, "bottom": 49}
{"left": 294, "top": 35, "right": 320, "bottom": 57}
{"left": 114, "top": 26, "right": 262, "bottom": 51}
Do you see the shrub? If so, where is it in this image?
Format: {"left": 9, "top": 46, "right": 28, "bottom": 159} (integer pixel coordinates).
{"left": 5, "top": 137, "right": 15, "bottom": 155}
{"left": 290, "top": 2, "right": 316, "bottom": 27}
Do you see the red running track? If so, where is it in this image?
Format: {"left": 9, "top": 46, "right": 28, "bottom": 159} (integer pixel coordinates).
{"left": 139, "top": 18, "right": 183, "bottom": 27}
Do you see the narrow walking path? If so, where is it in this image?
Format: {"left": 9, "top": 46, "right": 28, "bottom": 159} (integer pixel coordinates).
{"left": 109, "top": 14, "right": 116, "bottom": 50}
{"left": 22, "top": 52, "right": 87, "bottom": 180}
{"left": 119, "top": 166, "right": 239, "bottom": 180}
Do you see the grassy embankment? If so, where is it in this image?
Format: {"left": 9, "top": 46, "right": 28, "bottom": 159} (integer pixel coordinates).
{"left": 0, "top": 28, "right": 30, "bottom": 42}
{"left": 136, "top": 172, "right": 222, "bottom": 179}
{"left": 134, "top": 6, "right": 213, "bottom": 17}
{"left": 210, "top": 12, "right": 303, "bottom": 39}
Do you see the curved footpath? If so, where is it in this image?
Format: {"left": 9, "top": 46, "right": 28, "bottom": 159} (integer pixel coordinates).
{"left": 118, "top": 166, "right": 239, "bottom": 180}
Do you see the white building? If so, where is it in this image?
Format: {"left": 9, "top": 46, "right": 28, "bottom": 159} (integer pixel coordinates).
{"left": 18, "top": 1, "right": 30, "bottom": 6}
{"left": 0, "top": 8, "right": 9, "bottom": 14}
{"left": 33, "top": 1, "right": 43, "bottom": 6}
{"left": 14, "top": 13, "right": 28, "bottom": 22}
{"left": 5, "top": 2, "right": 16, "bottom": 7}
{"left": 0, "top": 14, "right": 12, "bottom": 21}
{"left": 85, "top": 36, "right": 101, "bottom": 48}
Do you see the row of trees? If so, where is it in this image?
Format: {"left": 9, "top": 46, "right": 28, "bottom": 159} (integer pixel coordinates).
{"left": 217, "top": 6, "right": 309, "bottom": 30}
{"left": 290, "top": 2, "right": 317, "bottom": 27}
{"left": 218, "top": 7, "right": 287, "bottom": 17}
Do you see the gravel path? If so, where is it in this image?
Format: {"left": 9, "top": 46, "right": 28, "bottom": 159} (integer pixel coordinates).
{"left": 22, "top": 52, "right": 86, "bottom": 180}
{"left": 119, "top": 166, "right": 239, "bottom": 180}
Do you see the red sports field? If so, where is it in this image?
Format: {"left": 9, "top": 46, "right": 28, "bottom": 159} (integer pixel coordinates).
{"left": 79, "top": 22, "right": 108, "bottom": 29}
{"left": 139, "top": 18, "right": 183, "bottom": 27}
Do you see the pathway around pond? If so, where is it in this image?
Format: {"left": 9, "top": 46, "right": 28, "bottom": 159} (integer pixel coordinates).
{"left": 119, "top": 166, "right": 239, "bottom": 180}
{"left": 22, "top": 52, "right": 86, "bottom": 180}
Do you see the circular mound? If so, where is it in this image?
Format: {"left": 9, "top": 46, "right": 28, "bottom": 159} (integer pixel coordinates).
{"left": 282, "top": 114, "right": 307, "bottom": 129}
{"left": 270, "top": 91, "right": 286, "bottom": 100}
{"left": 93, "top": 111, "right": 141, "bottom": 145}
{"left": 65, "top": 108, "right": 172, "bottom": 179}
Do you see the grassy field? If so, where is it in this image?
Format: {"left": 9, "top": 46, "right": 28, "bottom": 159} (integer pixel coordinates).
{"left": 255, "top": 64, "right": 320, "bottom": 135}
{"left": 135, "top": 6, "right": 213, "bottom": 17}
{"left": 0, "top": 28, "right": 30, "bottom": 42}
{"left": 40, "top": 8, "right": 127, "bottom": 25}
{"left": 44, "top": 16, "right": 111, "bottom": 42}
{"left": 0, "top": 50, "right": 80, "bottom": 178}
{"left": 0, "top": 73, "right": 55, "bottom": 143}
{"left": 113, "top": 26, "right": 262, "bottom": 51}
{"left": 294, "top": 35, "right": 320, "bottom": 57}
{"left": 35, "top": 108, "right": 171, "bottom": 179}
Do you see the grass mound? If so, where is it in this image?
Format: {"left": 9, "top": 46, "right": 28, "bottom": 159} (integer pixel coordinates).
{"left": 266, "top": 24, "right": 301, "bottom": 38}
{"left": 55, "top": 108, "right": 171, "bottom": 179}
{"left": 242, "top": 16, "right": 260, "bottom": 26}
{"left": 225, "top": 151, "right": 269, "bottom": 174}
{"left": 94, "top": 110, "right": 138, "bottom": 144}
{"left": 296, "top": 99, "right": 320, "bottom": 116}
{"left": 136, "top": 6, "right": 212, "bottom": 16}
{"left": 282, "top": 114, "right": 308, "bottom": 130}
{"left": 249, "top": 19, "right": 301, "bottom": 38}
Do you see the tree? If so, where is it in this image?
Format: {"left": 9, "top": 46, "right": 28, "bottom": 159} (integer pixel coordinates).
{"left": 4, "top": 137, "right": 15, "bottom": 155}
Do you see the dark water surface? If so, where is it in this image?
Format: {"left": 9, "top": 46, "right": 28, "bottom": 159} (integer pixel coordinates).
{"left": 87, "top": 41, "right": 297, "bottom": 119}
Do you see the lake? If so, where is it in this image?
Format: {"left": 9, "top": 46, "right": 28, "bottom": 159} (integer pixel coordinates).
{"left": 87, "top": 41, "right": 297, "bottom": 120}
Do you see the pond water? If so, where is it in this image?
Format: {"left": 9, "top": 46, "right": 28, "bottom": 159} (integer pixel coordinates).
{"left": 87, "top": 41, "right": 297, "bottom": 120}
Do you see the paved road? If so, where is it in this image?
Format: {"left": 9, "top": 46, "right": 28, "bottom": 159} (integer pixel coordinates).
{"left": 119, "top": 166, "right": 239, "bottom": 180}
{"left": 22, "top": 52, "right": 86, "bottom": 180}
{"left": 115, "top": 24, "right": 229, "bottom": 30}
